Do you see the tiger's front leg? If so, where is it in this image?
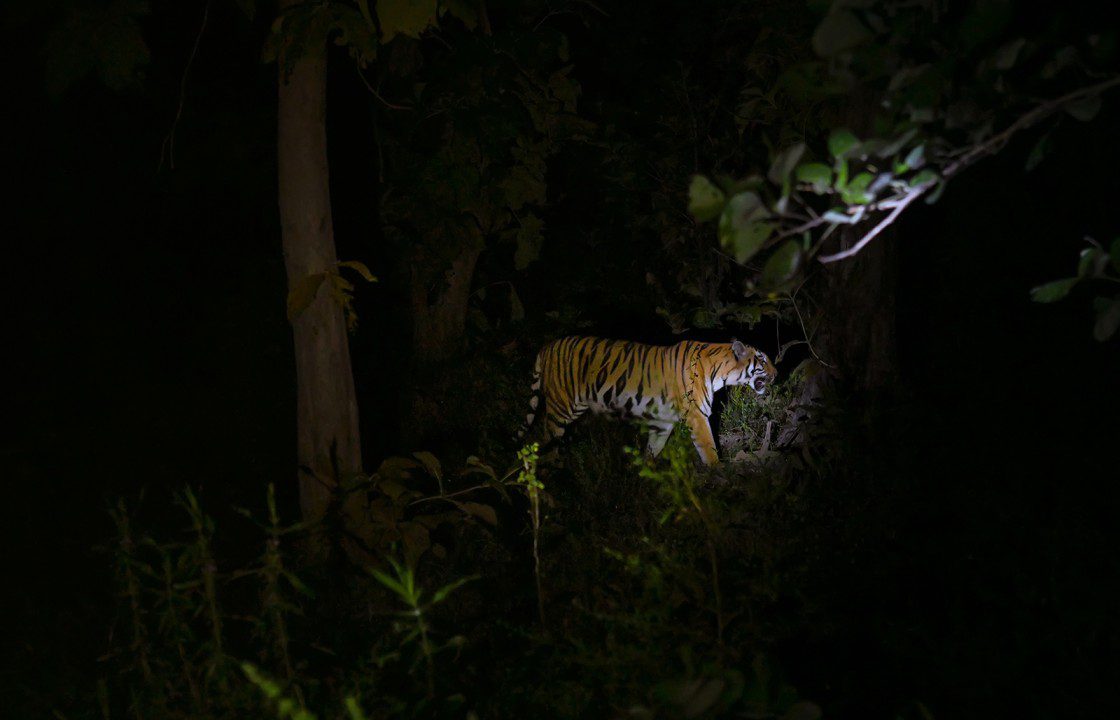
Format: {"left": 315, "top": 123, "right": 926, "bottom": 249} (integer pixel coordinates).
{"left": 683, "top": 410, "right": 719, "bottom": 465}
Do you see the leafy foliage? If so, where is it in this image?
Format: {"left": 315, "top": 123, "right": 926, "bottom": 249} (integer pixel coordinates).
{"left": 686, "top": 0, "right": 1120, "bottom": 292}
{"left": 1032, "top": 237, "right": 1120, "bottom": 340}
{"left": 375, "top": 15, "right": 589, "bottom": 290}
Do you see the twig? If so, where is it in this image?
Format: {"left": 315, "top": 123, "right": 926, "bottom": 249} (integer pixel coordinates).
{"left": 407, "top": 483, "right": 495, "bottom": 506}
{"left": 786, "top": 289, "right": 834, "bottom": 367}
{"left": 158, "top": 0, "right": 211, "bottom": 172}
{"left": 817, "top": 181, "right": 928, "bottom": 263}
{"left": 355, "top": 66, "right": 414, "bottom": 111}
{"left": 774, "top": 214, "right": 828, "bottom": 242}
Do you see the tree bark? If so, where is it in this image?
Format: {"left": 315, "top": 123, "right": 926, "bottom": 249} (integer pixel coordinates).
{"left": 409, "top": 246, "right": 482, "bottom": 364}
{"left": 815, "top": 231, "right": 898, "bottom": 391}
{"left": 399, "top": 243, "right": 483, "bottom": 448}
{"left": 776, "top": 227, "right": 899, "bottom": 448}
{"left": 277, "top": 0, "right": 367, "bottom": 546}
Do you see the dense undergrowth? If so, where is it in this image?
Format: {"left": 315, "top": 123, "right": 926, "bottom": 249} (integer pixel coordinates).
{"left": 73, "top": 355, "right": 938, "bottom": 720}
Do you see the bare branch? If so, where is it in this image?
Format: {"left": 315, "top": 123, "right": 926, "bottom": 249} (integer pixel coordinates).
{"left": 817, "top": 182, "right": 930, "bottom": 263}
{"left": 942, "top": 74, "right": 1120, "bottom": 179}
{"left": 355, "top": 66, "right": 414, "bottom": 111}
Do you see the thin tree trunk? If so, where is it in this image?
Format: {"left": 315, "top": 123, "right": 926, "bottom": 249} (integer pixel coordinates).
{"left": 400, "top": 244, "right": 482, "bottom": 448}
{"left": 776, "top": 226, "right": 898, "bottom": 448}
{"left": 277, "top": 0, "right": 367, "bottom": 548}
{"left": 409, "top": 246, "right": 482, "bottom": 364}
{"left": 815, "top": 233, "right": 898, "bottom": 391}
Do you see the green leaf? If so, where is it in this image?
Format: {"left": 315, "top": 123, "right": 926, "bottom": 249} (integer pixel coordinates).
{"left": 687, "top": 176, "right": 726, "bottom": 222}
{"left": 344, "top": 696, "right": 367, "bottom": 720}
{"left": 909, "top": 169, "right": 938, "bottom": 187}
{"left": 827, "top": 129, "right": 859, "bottom": 159}
{"left": 241, "top": 662, "right": 282, "bottom": 699}
{"left": 431, "top": 575, "right": 478, "bottom": 605}
{"left": 376, "top": 0, "right": 439, "bottom": 41}
{"left": 833, "top": 158, "right": 849, "bottom": 189}
{"left": 795, "top": 162, "right": 833, "bottom": 193}
{"left": 282, "top": 570, "right": 316, "bottom": 598}
{"left": 1094, "top": 297, "right": 1120, "bottom": 341}
{"left": 1030, "top": 278, "right": 1078, "bottom": 303}
{"left": 734, "top": 222, "right": 774, "bottom": 264}
{"left": 767, "top": 143, "right": 807, "bottom": 186}
{"left": 370, "top": 568, "right": 409, "bottom": 600}
{"left": 730, "top": 304, "right": 763, "bottom": 326}
{"left": 841, "top": 172, "right": 875, "bottom": 204}
{"left": 761, "top": 241, "right": 802, "bottom": 287}
{"left": 903, "top": 144, "right": 925, "bottom": 170}
{"left": 1065, "top": 94, "right": 1101, "bottom": 122}
{"left": 812, "top": 10, "right": 871, "bottom": 57}
{"left": 412, "top": 451, "right": 442, "bottom": 480}
{"left": 719, "top": 192, "right": 772, "bottom": 263}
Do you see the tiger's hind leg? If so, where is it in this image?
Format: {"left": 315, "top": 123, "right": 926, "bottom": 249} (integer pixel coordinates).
{"left": 532, "top": 403, "right": 586, "bottom": 464}
{"left": 543, "top": 402, "right": 587, "bottom": 442}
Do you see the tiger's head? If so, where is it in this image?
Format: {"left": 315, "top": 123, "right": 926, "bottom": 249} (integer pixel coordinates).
{"left": 729, "top": 339, "right": 778, "bottom": 395}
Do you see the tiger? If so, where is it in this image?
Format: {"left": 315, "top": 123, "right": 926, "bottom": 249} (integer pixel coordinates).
{"left": 519, "top": 336, "right": 777, "bottom": 464}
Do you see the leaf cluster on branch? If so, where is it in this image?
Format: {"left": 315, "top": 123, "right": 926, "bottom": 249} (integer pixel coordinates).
{"left": 687, "top": 0, "right": 1119, "bottom": 293}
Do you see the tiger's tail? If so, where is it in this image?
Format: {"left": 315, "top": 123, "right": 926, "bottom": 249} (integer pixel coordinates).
{"left": 516, "top": 351, "right": 544, "bottom": 441}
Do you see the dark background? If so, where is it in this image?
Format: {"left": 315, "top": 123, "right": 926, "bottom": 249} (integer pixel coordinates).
{"left": 4, "top": 1, "right": 1119, "bottom": 716}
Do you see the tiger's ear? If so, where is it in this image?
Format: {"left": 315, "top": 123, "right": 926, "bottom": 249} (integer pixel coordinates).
{"left": 731, "top": 339, "right": 750, "bottom": 362}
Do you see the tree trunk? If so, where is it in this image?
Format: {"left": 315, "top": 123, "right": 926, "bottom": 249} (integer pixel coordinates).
{"left": 277, "top": 1, "right": 367, "bottom": 547}
{"left": 776, "top": 229, "right": 898, "bottom": 448}
{"left": 400, "top": 244, "right": 482, "bottom": 448}
{"left": 409, "top": 246, "right": 482, "bottom": 364}
{"left": 815, "top": 231, "right": 898, "bottom": 392}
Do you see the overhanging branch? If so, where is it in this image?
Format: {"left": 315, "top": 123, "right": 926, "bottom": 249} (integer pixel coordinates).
{"left": 816, "top": 74, "right": 1120, "bottom": 264}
